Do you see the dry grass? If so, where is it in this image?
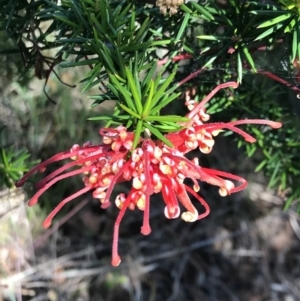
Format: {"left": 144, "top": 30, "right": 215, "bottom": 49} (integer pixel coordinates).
{"left": 1, "top": 184, "right": 300, "bottom": 301}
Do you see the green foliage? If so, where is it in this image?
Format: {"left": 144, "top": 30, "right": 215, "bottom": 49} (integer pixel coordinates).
{"left": 0, "top": 127, "right": 37, "bottom": 189}
{"left": 227, "top": 77, "right": 300, "bottom": 211}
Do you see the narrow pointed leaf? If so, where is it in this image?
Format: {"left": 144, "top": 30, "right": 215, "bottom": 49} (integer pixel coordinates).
{"left": 197, "top": 35, "right": 229, "bottom": 41}
{"left": 54, "top": 14, "right": 80, "bottom": 28}
{"left": 190, "top": 2, "right": 214, "bottom": 20}
{"left": 180, "top": 4, "right": 193, "bottom": 13}
{"left": 132, "top": 120, "right": 143, "bottom": 149}
{"left": 125, "top": 66, "right": 142, "bottom": 114}
{"left": 142, "top": 80, "right": 155, "bottom": 115}
{"left": 144, "top": 115, "right": 190, "bottom": 122}
{"left": 242, "top": 45, "right": 257, "bottom": 72}
{"left": 292, "top": 28, "right": 298, "bottom": 61}
{"left": 254, "top": 24, "right": 283, "bottom": 40}
{"left": 257, "top": 13, "right": 291, "bottom": 28}
{"left": 175, "top": 13, "right": 190, "bottom": 43}
{"left": 82, "top": 63, "right": 102, "bottom": 92}
{"left": 144, "top": 123, "right": 173, "bottom": 147}
{"left": 108, "top": 74, "right": 137, "bottom": 111}
{"left": 237, "top": 51, "right": 243, "bottom": 83}
{"left": 134, "top": 17, "right": 150, "bottom": 43}
{"left": 151, "top": 72, "right": 176, "bottom": 109}
{"left": 150, "top": 92, "right": 181, "bottom": 114}
{"left": 119, "top": 103, "right": 141, "bottom": 119}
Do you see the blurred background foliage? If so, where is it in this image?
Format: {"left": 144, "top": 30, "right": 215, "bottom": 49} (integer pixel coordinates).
{"left": 1, "top": 0, "right": 300, "bottom": 299}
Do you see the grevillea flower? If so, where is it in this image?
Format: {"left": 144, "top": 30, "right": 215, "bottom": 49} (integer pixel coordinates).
{"left": 16, "top": 82, "right": 282, "bottom": 266}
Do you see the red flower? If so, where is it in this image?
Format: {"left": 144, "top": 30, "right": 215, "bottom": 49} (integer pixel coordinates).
{"left": 16, "top": 82, "right": 282, "bottom": 266}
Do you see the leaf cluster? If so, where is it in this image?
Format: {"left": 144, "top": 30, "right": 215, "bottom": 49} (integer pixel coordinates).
{"left": 0, "top": 127, "right": 38, "bottom": 189}
{"left": 184, "top": 0, "right": 300, "bottom": 83}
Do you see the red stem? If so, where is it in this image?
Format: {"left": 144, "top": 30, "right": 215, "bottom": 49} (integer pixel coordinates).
{"left": 43, "top": 185, "right": 93, "bottom": 229}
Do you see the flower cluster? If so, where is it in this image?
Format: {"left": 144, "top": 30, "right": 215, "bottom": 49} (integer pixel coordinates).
{"left": 16, "top": 82, "right": 282, "bottom": 266}
{"left": 156, "top": 0, "right": 184, "bottom": 15}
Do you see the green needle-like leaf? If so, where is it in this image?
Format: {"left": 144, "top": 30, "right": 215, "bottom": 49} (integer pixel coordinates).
{"left": 268, "top": 160, "right": 281, "bottom": 188}
{"left": 180, "top": 4, "right": 193, "bottom": 13}
{"left": 284, "top": 17, "right": 296, "bottom": 32}
{"left": 142, "top": 80, "right": 155, "bottom": 115}
{"left": 144, "top": 123, "right": 173, "bottom": 147}
{"left": 60, "top": 58, "right": 98, "bottom": 68}
{"left": 257, "top": 13, "right": 291, "bottom": 28}
{"left": 134, "top": 17, "right": 150, "bottom": 44}
{"left": 115, "top": 3, "right": 131, "bottom": 25}
{"left": 106, "top": 82, "right": 120, "bottom": 99}
{"left": 109, "top": 74, "right": 136, "bottom": 111}
{"left": 292, "top": 28, "right": 298, "bottom": 61}
{"left": 237, "top": 50, "right": 243, "bottom": 83}
{"left": 125, "top": 66, "right": 142, "bottom": 114}
{"left": 155, "top": 125, "right": 185, "bottom": 132}
{"left": 150, "top": 92, "right": 181, "bottom": 114}
{"left": 73, "top": 1, "right": 89, "bottom": 29}
{"left": 255, "top": 159, "right": 268, "bottom": 172}
{"left": 82, "top": 63, "right": 102, "bottom": 92}
{"left": 119, "top": 103, "right": 141, "bottom": 119}
{"left": 298, "top": 23, "right": 300, "bottom": 60}
{"left": 254, "top": 23, "right": 284, "bottom": 40}
{"left": 197, "top": 35, "right": 229, "bottom": 41}
{"left": 242, "top": 45, "right": 257, "bottom": 72}
{"left": 144, "top": 115, "right": 190, "bottom": 123}
{"left": 100, "top": 0, "right": 108, "bottom": 32}
{"left": 1, "top": 148, "right": 9, "bottom": 168}
{"left": 100, "top": 46, "right": 116, "bottom": 73}
{"left": 175, "top": 12, "right": 190, "bottom": 43}
{"left": 132, "top": 120, "right": 143, "bottom": 149}
{"left": 53, "top": 14, "right": 80, "bottom": 28}
{"left": 190, "top": 1, "right": 214, "bottom": 20}
{"left": 150, "top": 72, "right": 176, "bottom": 109}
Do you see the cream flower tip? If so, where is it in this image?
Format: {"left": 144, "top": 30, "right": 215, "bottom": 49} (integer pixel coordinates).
{"left": 89, "top": 175, "right": 98, "bottom": 184}
{"left": 93, "top": 190, "right": 106, "bottom": 199}
{"left": 201, "top": 116, "right": 210, "bottom": 122}
{"left": 137, "top": 198, "right": 145, "bottom": 210}
{"left": 114, "top": 193, "right": 126, "bottom": 209}
{"left": 164, "top": 206, "right": 180, "bottom": 219}
{"left": 192, "top": 157, "right": 199, "bottom": 165}
{"left": 115, "top": 198, "right": 123, "bottom": 209}
{"left": 133, "top": 177, "right": 143, "bottom": 190}
{"left": 187, "top": 104, "right": 195, "bottom": 110}
{"left": 219, "top": 187, "right": 228, "bottom": 196}
{"left": 224, "top": 180, "right": 235, "bottom": 191}
{"left": 102, "top": 177, "right": 111, "bottom": 186}
{"left": 199, "top": 146, "right": 212, "bottom": 154}
{"left": 193, "top": 184, "right": 200, "bottom": 192}
{"left": 160, "top": 164, "right": 172, "bottom": 175}
{"left": 119, "top": 130, "right": 127, "bottom": 141}
{"left": 102, "top": 137, "right": 112, "bottom": 144}
{"left": 70, "top": 144, "right": 80, "bottom": 152}
{"left": 204, "top": 139, "right": 215, "bottom": 147}
{"left": 186, "top": 141, "right": 198, "bottom": 150}
{"left": 181, "top": 211, "right": 198, "bottom": 222}
{"left": 211, "top": 130, "right": 222, "bottom": 136}
{"left": 124, "top": 140, "right": 133, "bottom": 150}
{"left": 111, "top": 142, "right": 118, "bottom": 151}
